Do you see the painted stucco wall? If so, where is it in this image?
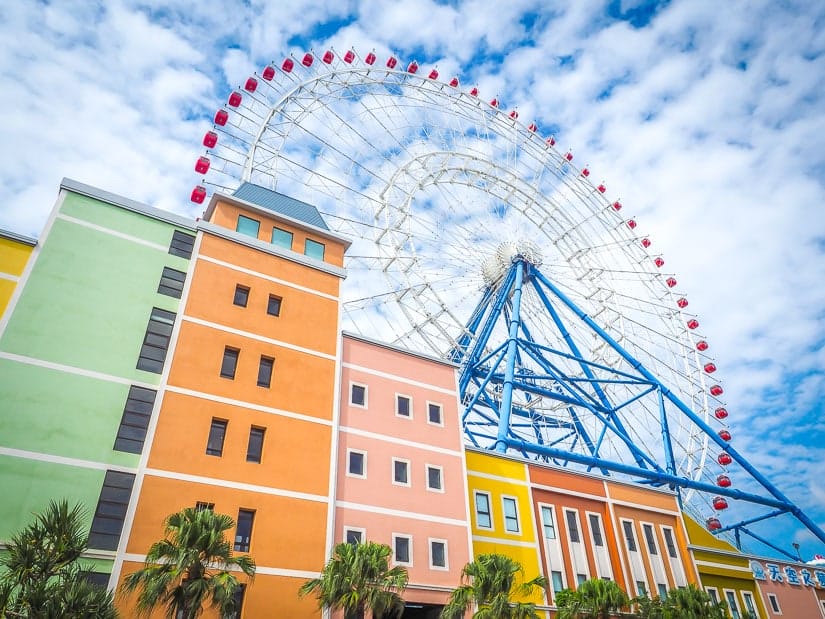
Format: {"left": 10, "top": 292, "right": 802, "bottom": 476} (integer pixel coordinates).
{"left": 0, "top": 233, "right": 34, "bottom": 317}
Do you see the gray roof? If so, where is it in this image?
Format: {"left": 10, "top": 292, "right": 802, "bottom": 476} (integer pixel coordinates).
{"left": 232, "top": 183, "right": 329, "bottom": 230}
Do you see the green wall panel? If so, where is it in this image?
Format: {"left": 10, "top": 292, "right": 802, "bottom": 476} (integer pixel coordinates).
{"left": 0, "top": 359, "right": 140, "bottom": 466}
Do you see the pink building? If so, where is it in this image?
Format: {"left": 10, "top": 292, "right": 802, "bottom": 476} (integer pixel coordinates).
{"left": 334, "top": 333, "right": 472, "bottom": 617}
{"left": 749, "top": 558, "right": 825, "bottom": 618}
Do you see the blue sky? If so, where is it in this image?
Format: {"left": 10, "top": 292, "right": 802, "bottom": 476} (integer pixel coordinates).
{"left": 1, "top": 0, "right": 824, "bottom": 560}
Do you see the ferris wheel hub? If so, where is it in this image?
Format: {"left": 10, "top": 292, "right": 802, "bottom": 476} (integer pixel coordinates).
{"left": 481, "top": 240, "right": 543, "bottom": 287}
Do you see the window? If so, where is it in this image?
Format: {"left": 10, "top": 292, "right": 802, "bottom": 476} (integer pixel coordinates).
{"left": 622, "top": 520, "right": 637, "bottom": 552}
{"left": 502, "top": 497, "right": 520, "bottom": 533}
{"left": 350, "top": 383, "right": 367, "bottom": 407}
{"left": 706, "top": 588, "right": 719, "bottom": 604}
{"left": 767, "top": 593, "right": 780, "bottom": 613}
{"left": 393, "top": 534, "right": 411, "bottom": 565}
{"left": 588, "top": 514, "right": 604, "bottom": 547}
{"left": 233, "top": 284, "right": 250, "bottom": 307}
{"left": 642, "top": 524, "right": 658, "bottom": 555}
{"left": 577, "top": 574, "right": 587, "bottom": 586}
{"left": 206, "top": 419, "right": 227, "bottom": 456}
{"left": 157, "top": 266, "right": 186, "bottom": 298}
{"left": 304, "top": 238, "right": 325, "bottom": 260}
{"left": 541, "top": 505, "right": 557, "bottom": 540}
{"left": 347, "top": 449, "right": 366, "bottom": 478}
{"left": 396, "top": 394, "right": 411, "bottom": 418}
{"left": 393, "top": 458, "right": 410, "bottom": 486}
{"left": 195, "top": 501, "right": 214, "bottom": 512}
{"left": 742, "top": 592, "right": 756, "bottom": 616}
{"left": 636, "top": 581, "right": 647, "bottom": 596}
{"left": 88, "top": 471, "right": 136, "bottom": 551}
{"left": 657, "top": 584, "right": 668, "bottom": 598}
{"left": 84, "top": 572, "right": 110, "bottom": 588}
{"left": 662, "top": 527, "right": 678, "bottom": 558}
{"left": 475, "top": 492, "right": 492, "bottom": 529}
{"left": 427, "top": 402, "right": 443, "bottom": 425}
{"left": 113, "top": 385, "right": 156, "bottom": 454}
{"left": 236, "top": 215, "right": 260, "bottom": 238}
{"left": 234, "top": 509, "right": 255, "bottom": 552}
{"left": 344, "top": 527, "right": 364, "bottom": 545}
{"left": 136, "top": 307, "right": 176, "bottom": 373}
{"left": 267, "top": 294, "right": 282, "bottom": 316}
{"left": 221, "top": 347, "right": 239, "bottom": 379}
{"left": 257, "top": 356, "right": 274, "bottom": 388}
{"left": 227, "top": 584, "right": 245, "bottom": 619}
{"left": 426, "top": 465, "right": 443, "bottom": 491}
{"left": 565, "top": 510, "right": 580, "bottom": 543}
{"left": 168, "top": 230, "right": 195, "bottom": 259}
{"left": 246, "top": 426, "right": 265, "bottom": 463}
{"left": 724, "top": 590, "right": 740, "bottom": 619}
{"left": 430, "top": 539, "right": 447, "bottom": 569}
{"left": 551, "top": 571, "right": 564, "bottom": 594}
{"left": 271, "top": 227, "right": 293, "bottom": 250}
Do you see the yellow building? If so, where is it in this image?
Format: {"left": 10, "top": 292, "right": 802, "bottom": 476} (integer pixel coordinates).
{"left": 0, "top": 229, "right": 36, "bottom": 318}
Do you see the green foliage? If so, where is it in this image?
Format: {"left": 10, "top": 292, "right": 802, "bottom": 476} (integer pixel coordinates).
{"left": 658, "top": 585, "right": 728, "bottom": 619}
{"left": 0, "top": 499, "right": 118, "bottom": 618}
{"left": 555, "top": 578, "right": 630, "bottom": 619}
{"left": 440, "top": 553, "right": 547, "bottom": 619}
{"left": 121, "top": 507, "right": 255, "bottom": 619}
{"left": 299, "top": 541, "right": 408, "bottom": 619}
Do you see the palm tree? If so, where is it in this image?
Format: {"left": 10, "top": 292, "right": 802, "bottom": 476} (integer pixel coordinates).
{"left": 299, "top": 541, "right": 409, "bottom": 619}
{"left": 121, "top": 507, "right": 255, "bottom": 618}
{"left": 440, "top": 553, "right": 547, "bottom": 619}
{"left": 660, "top": 585, "right": 727, "bottom": 619}
{"left": 0, "top": 499, "right": 118, "bottom": 618}
{"left": 555, "top": 578, "right": 630, "bottom": 619}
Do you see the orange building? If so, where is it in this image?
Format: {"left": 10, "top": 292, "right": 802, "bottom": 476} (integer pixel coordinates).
{"left": 113, "top": 183, "right": 351, "bottom": 617}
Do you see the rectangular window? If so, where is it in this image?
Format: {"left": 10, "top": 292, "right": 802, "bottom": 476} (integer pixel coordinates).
{"left": 566, "top": 510, "right": 580, "bottom": 543}
{"left": 136, "top": 307, "right": 176, "bottom": 373}
{"left": 426, "top": 465, "right": 443, "bottom": 491}
{"left": 662, "top": 527, "right": 678, "bottom": 558}
{"left": 257, "top": 356, "right": 274, "bottom": 388}
{"left": 657, "top": 584, "right": 668, "bottom": 599}
{"left": 347, "top": 449, "right": 366, "bottom": 477}
{"left": 195, "top": 501, "right": 214, "bottom": 512}
{"left": 157, "top": 266, "right": 186, "bottom": 298}
{"left": 233, "top": 284, "right": 250, "bottom": 307}
{"left": 427, "top": 402, "right": 443, "bottom": 425}
{"left": 577, "top": 574, "right": 588, "bottom": 586}
{"left": 396, "top": 394, "right": 411, "bottom": 418}
{"left": 206, "top": 419, "right": 227, "bottom": 456}
{"left": 430, "top": 539, "right": 447, "bottom": 569}
{"left": 541, "top": 506, "right": 557, "bottom": 540}
{"left": 228, "top": 584, "right": 245, "bottom": 619}
{"left": 768, "top": 593, "right": 780, "bottom": 613}
{"left": 551, "top": 571, "right": 564, "bottom": 594}
{"left": 84, "top": 572, "right": 110, "bottom": 588}
{"left": 234, "top": 509, "right": 255, "bottom": 552}
{"left": 113, "top": 385, "right": 156, "bottom": 454}
{"left": 502, "top": 497, "right": 520, "bottom": 533}
{"left": 706, "top": 588, "right": 719, "bottom": 604}
{"left": 350, "top": 383, "right": 367, "bottom": 407}
{"left": 623, "top": 520, "right": 637, "bottom": 552}
{"left": 345, "top": 528, "right": 364, "bottom": 545}
{"left": 724, "top": 591, "right": 740, "bottom": 619}
{"left": 643, "top": 524, "right": 658, "bottom": 555}
{"left": 267, "top": 294, "right": 282, "bottom": 316}
{"left": 475, "top": 492, "right": 492, "bottom": 529}
{"left": 588, "top": 514, "right": 604, "bottom": 547}
{"left": 304, "top": 238, "right": 325, "bottom": 260}
{"left": 636, "top": 581, "right": 647, "bottom": 596}
{"left": 168, "top": 230, "right": 195, "bottom": 259}
{"left": 88, "top": 471, "right": 136, "bottom": 551}
{"left": 393, "top": 535, "right": 411, "bottom": 565}
{"left": 742, "top": 592, "right": 756, "bottom": 616}
{"left": 393, "top": 458, "right": 410, "bottom": 486}
{"left": 246, "top": 426, "right": 265, "bottom": 463}
{"left": 220, "top": 347, "right": 239, "bottom": 379}
{"left": 236, "top": 215, "right": 260, "bottom": 238}
{"left": 271, "top": 227, "right": 293, "bottom": 250}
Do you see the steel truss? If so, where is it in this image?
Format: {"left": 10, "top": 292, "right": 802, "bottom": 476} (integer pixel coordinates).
{"left": 452, "top": 256, "right": 825, "bottom": 553}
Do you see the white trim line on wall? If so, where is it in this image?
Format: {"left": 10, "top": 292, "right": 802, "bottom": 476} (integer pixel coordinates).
{"left": 0, "top": 272, "right": 19, "bottom": 282}
{"left": 342, "top": 362, "right": 457, "bottom": 396}
{"left": 339, "top": 425, "right": 463, "bottom": 457}
{"left": 55, "top": 213, "right": 168, "bottom": 252}
{"left": 120, "top": 553, "right": 320, "bottom": 579}
{"left": 0, "top": 446, "right": 137, "bottom": 474}
{"left": 467, "top": 470, "right": 529, "bottom": 486}
{"left": 472, "top": 535, "right": 537, "bottom": 548}
{"left": 336, "top": 501, "right": 467, "bottom": 527}
{"left": 0, "top": 351, "right": 158, "bottom": 389}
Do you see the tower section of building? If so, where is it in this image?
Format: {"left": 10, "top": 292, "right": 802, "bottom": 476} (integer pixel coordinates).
{"left": 0, "top": 179, "right": 195, "bottom": 581}
{"left": 335, "top": 333, "right": 472, "bottom": 615}
{"left": 114, "top": 184, "right": 350, "bottom": 618}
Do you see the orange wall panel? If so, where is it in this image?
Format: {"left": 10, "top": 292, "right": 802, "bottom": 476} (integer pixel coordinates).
{"left": 167, "top": 320, "right": 336, "bottom": 420}
{"left": 529, "top": 464, "right": 607, "bottom": 498}
{"left": 126, "top": 476, "right": 328, "bottom": 572}
{"left": 186, "top": 256, "right": 339, "bottom": 357}
{"left": 148, "top": 391, "right": 332, "bottom": 496}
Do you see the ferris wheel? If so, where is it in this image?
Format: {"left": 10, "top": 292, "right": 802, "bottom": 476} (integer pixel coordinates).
{"left": 191, "top": 47, "right": 825, "bottom": 555}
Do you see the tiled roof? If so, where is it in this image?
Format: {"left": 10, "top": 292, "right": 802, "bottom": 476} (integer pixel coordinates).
{"left": 232, "top": 183, "right": 329, "bottom": 230}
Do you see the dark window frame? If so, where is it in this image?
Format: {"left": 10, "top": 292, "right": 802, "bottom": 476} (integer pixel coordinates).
{"left": 623, "top": 520, "right": 637, "bottom": 552}
{"left": 88, "top": 471, "right": 135, "bottom": 551}
{"left": 267, "top": 294, "right": 282, "bottom": 317}
{"left": 206, "top": 418, "right": 228, "bottom": 457}
{"left": 168, "top": 230, "right": 195, "bottom": 259}
{"left": 304, "top": 238, "right": 325, "bottom": 260}
{"left": 396, "top": 394, "right": 411, "bottom": 418}
{"left": 246, "top": 426, "right": 265, "bottom": 463}
{"left": 236, "top": 215, "right": 260, "bottom": 239}
{"left": 502, "top": 497, "right": 520, "bottom": 533}
{"left": 233, "top": 284, "right": 250, "bottom": 307}
{"left": 113, "top": 385, "right": 156, "bottom": 454}
{"left": 347, "top": 450, "right": 366, "bottom": 477}
{"left": 475, "top": 492, "right": 492, "bottom": 529}
{"left": 392, "top": 458, "right": 410, "bottom": 485}
{"left": 350, "top": 383, "right": 366, "bottom": 407}
{"left": 589, "top": 513, "right": 604, "bottom": 547}
{"left": 157, "top": 266, "right": 186, "bottom": 299}
{"left": 565, "top": 510, "right": 580, "bottom": 543}
{"left": 271, "top": 226, "right": 294, "bottom": 250}
{"left": 136, "top": 308, "right": 176, "bottom": 374}
{"left": 257, "top": 356, "right": 274, "bottom": 388}
{"left": 221, "top": 347, "right": 240, "bottom": 379}
{"left": 393, "top": 534, "right": 411, "bottom": 565}
{"left": 427, "top": 402, "right": 443, "bottom": 425}
{"left": 430, "top": 540, "right": 447, "bottom": 568}
{"left": 234, "top": 509, "right": 255, "bottom": 553}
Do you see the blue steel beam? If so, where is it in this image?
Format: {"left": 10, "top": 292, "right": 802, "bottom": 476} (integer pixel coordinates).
{"left": 495, "top": 261, "right": 526, "bottom": 453}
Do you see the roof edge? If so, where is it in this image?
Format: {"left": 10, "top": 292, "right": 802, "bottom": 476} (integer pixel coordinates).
{"left": 342, "top": 331, "right": 460, "bottom": 368}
